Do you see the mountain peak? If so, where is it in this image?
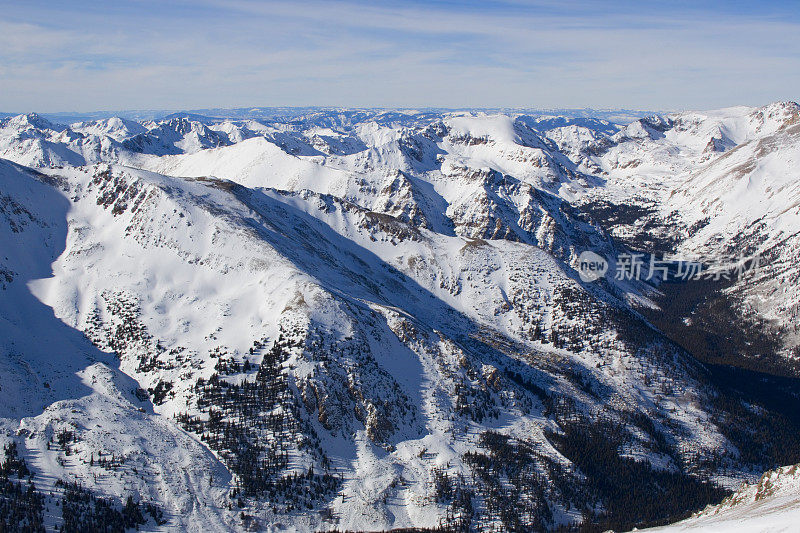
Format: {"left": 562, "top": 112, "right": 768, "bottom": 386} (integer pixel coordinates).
{"left": 8, "top": 112, "right": 60, "bottom": 131}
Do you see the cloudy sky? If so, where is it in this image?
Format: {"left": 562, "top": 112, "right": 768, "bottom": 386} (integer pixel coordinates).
{"left": 1, "top": 0, "right": 798, "bottom": 112}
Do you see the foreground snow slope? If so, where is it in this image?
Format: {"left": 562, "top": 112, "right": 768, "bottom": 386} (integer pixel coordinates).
{"left": 645, "top": 464, "right": 800, "bottom": 533}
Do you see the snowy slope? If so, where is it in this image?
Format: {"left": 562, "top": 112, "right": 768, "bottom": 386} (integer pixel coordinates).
{"left": 0, "top": 160, "right": 234, "bottom": 530}
{"left": 570, "top": 101, "right": 800, "bottom": 370}
{"left": 12, "top": 162, "right": 717, "bottom": 530}
{"left": 644, "top": 464, "right": 800, "bottom": 533}
{"left": 1, "top": 104, "right": 800, "bottom": 531}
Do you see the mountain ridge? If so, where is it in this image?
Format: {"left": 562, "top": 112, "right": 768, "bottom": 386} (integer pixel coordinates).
{"left": 2, "top": 103, "right": 800, "bottom": 531}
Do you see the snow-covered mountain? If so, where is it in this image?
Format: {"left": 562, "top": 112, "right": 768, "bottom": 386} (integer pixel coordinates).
{"left": 573, "top": 101, "right": 800, "bottom": 375}
{"left": 1, "top": 104, "right": 799, "bottom": 532}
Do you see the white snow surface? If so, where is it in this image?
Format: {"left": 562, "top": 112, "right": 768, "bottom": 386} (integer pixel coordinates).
{"left": 644, "top": 464, "right": 800, "bottom": 533}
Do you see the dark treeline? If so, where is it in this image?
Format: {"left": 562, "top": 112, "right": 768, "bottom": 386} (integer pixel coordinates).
{"left": 0, "top": 442, "right": 44, "bottom": 532}
{"left": 548, "top": 421, "right": 728, "bottom": 532}
{"left": 177, "top": 332, "right": 340, "bottom": 514}
{"left": 1, "top": 441, "right": 164, "bottom": 532}
{"left": 57, "top": 480, "right": 165, "bottom": 533}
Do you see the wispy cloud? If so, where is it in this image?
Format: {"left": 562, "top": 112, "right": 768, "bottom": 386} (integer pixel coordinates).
{"left": 1, "top": 0, "right": 798, "bottom": 112}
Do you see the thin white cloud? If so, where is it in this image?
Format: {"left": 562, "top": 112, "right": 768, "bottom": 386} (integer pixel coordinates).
{"left": 1, "top": 1, "right": 798, "bottom": 111}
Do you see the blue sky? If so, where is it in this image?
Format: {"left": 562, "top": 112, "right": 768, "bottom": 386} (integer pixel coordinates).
{"left": 1, "top": 0, "right": 798, "bottom": 112}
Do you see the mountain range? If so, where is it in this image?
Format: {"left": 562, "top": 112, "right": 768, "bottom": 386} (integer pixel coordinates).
{"left": 1, "top": 102, "right": 799, "bottom": 532}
